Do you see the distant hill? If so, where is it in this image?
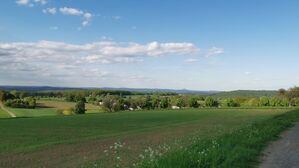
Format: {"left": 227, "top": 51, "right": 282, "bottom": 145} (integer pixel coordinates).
{"left": 0, "top": 86, "right": 278, "bottom": 97}
{"left": 0, "top": 86, "right": 81, "bottom": 91}
{"left": 100, "top": 87, "right": 219, "bottom": 95}
{"left": 211, "top": 90, "right": 278, "bottom": 98}
{"left": 0, "top": 86, "right": 218, "bottom": 95}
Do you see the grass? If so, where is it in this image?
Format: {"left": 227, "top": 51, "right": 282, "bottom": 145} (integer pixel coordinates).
{"left": 136, "top": 109, "right": 299, "bottom": 168}
{"left": 0, "top": 108, "right": 287, "bottom": 154}
{"left": 0, "top": 108, "right": 291, "bottom": 168}
{"left": 0, "top": 109, "right": 9, "bottom": 118}
{"left": 7, "top": 100, "right": 103, "bottom": 117}
{"left": 6, "top": 107, "right": 58, "bottom": 117}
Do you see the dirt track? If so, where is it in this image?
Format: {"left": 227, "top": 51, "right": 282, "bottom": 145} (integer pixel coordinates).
{"left": 260, "top": 122, "right": 299, "bottom": 168}
{"left": 0, "top": 102, "right": 16, "bottom": 118}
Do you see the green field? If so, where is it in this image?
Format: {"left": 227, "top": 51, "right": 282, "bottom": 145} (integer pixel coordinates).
{"left": 0, "top": 109, "right": 9, "bottom": 118}
{"left": 136, "top": 109, "right": 299, "bottom": 168}
{"left": 0, "top": 108, "right": 292, "bottom": 168}
{"left": 7, "top": 100, "right": 103, "bottom": 117}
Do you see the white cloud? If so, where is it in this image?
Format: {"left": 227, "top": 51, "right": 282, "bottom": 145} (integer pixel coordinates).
{"left": 0, "top": 40, "right": 197, "bottom": 65}
{"left": 205, "top": 47, "right": 224, "bottom": 57}
{"left": 83, "top": 12, "right": 92, "bottom": 20}
{"left": 184, "top": 58, "right": 198, "bottom": 63}
{"left": 16, "top": 0, "right": 30, "bottom": 5}
{"left": 59, "top": 7, "right": 93, "bottom": 27}
{"left": 16, "top": 0, "right": 47, "bottom": 6}
{"left": 81, "top": 21, "right": 88, "bottom": 27}
{"left": 42, "top": 8, "right": 56, "bottom": 14}
{"left": 16, "top": 0, "right": 33, "bottom": 6}
{"left": 34, "top": 0, "right": 47, "bottom": 5}
{"left": 0, "top": 40, "right": 197, "bottom": 86}
{"left": 59, "top": 7, "right": 84, "bottom": 16}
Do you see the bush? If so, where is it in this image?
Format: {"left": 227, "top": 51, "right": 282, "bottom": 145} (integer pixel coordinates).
{"left": 269, "top": 97, "right": 282, "bottom": 106}
{"left": 63, "top": 108, "right": 74, "bottom": 116}
{"left": 259, "top": 96, "right": 270, "bottom": 106}
{"left": 74, "top": 101, "right": 85, "bottom": 114}
{"left": 160, "top": 97, "right": 170, "bottom": 109}
{"left": 290, "top": 98, "right": 299, "bottom": 106}
{"left": 246, "top": 98, "right": 260, "bottom": 107}
{"left": 205, "top": 97, "right": 218, "bottom": 107}
{"left": 102, "top": 95, "right": 121, "bottom": 112}
{"left": 222, "top": 98, "right": 240, "bottom": 107}
{"left": 189, "top": 97, "right": 199, "bottom": 108}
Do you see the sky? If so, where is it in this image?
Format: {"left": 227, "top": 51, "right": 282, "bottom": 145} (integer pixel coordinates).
{"left": 1, "top": 0, "right": 299, "bottom": 91}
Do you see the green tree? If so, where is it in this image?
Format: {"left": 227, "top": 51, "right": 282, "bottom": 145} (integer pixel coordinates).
{"left": 281, "top": 98, "right": 289, "bottom": 107}
{"left": 0, "top": 91, "right": 14, "bottom": 102}
{"left": 19, "top": 91, "right": 28, "bottom": 99}
{"left": 151, "top": 96, "right": 161, "bottom": 109}
{"left": 10, "top": 90, "right": 19, "bottom": 99}
{"left": 189, "top": 97, "right": 199, "bottom": 108}
{"left": 176, "top": 97, "right": 184, "bottom": 108}
{"left": 278, "top": 88, "right": 287, "bottom": 97}
{"left": 160, "top": 97, "right": 170, "bottom": 109}
{"left": 205, "top": 97, "right": 218, "bottom": 107}
{"left": 269, "top": 97, "right": 281, "bottom": 106}
{"left": 102, "top": 95, "right": 123, "bottom": 112}
{"left": 0, "top": 90, "right": 5, "bottom": 102}
{"left": 144, "top": 96, "right": 153, "bottom": 110}
{"left": 223, "top": 98, "right": 239, "bottom": 107}
{"left": 24, "top": 96, "right": 36, "bottom": 108}
{"left": 259, "top": 96, "right": 270, "bottom": 106}
{"left": 74, "top": 100, "right": 86, "bottom": 114}
{"left": 247, "top": 98, "right": 259, "bottom": 107}
{"left": 290, "top": 98, "right": 299, "bottom": 106}
{"left": 287, "top": 86, "right": 299, "bottom": 99}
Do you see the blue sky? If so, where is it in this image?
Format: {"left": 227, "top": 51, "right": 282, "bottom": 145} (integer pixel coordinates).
{"left": 1, "top": 0, "right": 299, "bottom": 90}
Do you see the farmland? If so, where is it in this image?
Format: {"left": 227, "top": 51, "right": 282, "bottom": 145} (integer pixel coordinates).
{"left": 5, "top": 100, "right": 103, "bottom": 117}
{"left": 0, "top": 108, "right": 293, "bottom": 168}
{"left": 3, "top": 1, "right": 299, "bottom": 167}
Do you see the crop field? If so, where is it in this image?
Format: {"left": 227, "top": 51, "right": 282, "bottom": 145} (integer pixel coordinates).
{"left": 0, "top": 108, "right": 292, "bottom": 168}
{"left": 7, "top": 100, "right": 103, "bottom": 117}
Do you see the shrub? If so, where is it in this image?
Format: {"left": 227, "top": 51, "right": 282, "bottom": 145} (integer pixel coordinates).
{"left": 189, "top": 97, "right": 199, "bottom": 108}
{"left": 74, "top": 101, "right": 86, "bottom": 114}
{"left": 246, "top": 98, "right": 260, "bottom": 107}
{"left": 259, "top": 96, "right": 270, "bottom": 106}
{"left": 102, "top": 95, "right": 122, "bottom": 112}
{"left": 205, "top": 97, "right": 218, "bottom": 107}
{"left": 222, "top": 98, "right": 240, "bottom": 107}
{"left": 63, "top": 108, "right": 74, "bottom": 116}
{"left": 269, "top": 97, "right": 282, "bottom": 106}
{"left": 160, "top": 97, "right": 170, "bottom": 109}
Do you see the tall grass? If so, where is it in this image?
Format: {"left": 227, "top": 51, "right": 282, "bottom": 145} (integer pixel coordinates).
{"left": 136, "top": 109, "right": 299, "bottom": 168}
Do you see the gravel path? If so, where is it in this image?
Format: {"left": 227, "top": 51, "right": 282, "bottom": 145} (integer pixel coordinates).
{"left": 259, "top": 122, "right": 299, "bottom": 168}
{"left": 0, "top": 102, "right": 16, "bottom": 118}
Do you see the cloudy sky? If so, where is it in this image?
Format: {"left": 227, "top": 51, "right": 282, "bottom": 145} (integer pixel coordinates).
{"left": 1, "top": 0, "right": 299, "bottom": 90}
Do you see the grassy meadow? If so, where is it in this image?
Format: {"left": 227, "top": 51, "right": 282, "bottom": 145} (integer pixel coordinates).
{"left": 6, "top": 100, "right": 103, "bottom": 117}
{"left": 0, "top": 109, "right": 9, "bottom": 118}
{"left": 136, "top": 109, "right": 299, "bottom": 168}
{"left": 0, "top": 108, "right": 294, "bottom": 168}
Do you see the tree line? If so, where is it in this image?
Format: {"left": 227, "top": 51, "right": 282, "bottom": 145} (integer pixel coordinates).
{"left": 0, "top": 90, "right": 36, "bottom": 108}
{"left": 99, "top": 86, "right": 299, "bottom": 112}
{"left": 1, "top": 86, "right": 299, "bottom": 113}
